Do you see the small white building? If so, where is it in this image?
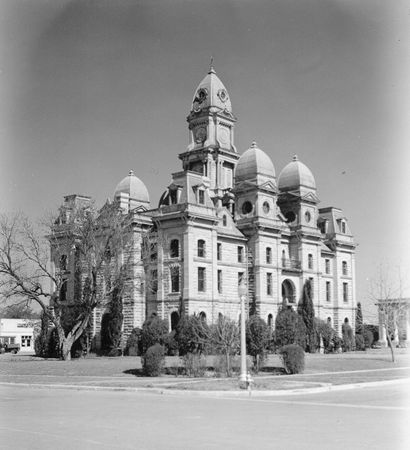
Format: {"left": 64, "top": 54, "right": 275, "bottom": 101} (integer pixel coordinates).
{"left": 0, "top": 318, "right": 37, "bottom": 353}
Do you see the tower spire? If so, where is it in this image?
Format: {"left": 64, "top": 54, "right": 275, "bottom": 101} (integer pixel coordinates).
{"left": 209, "top": 56, "right": 215, "bottom": 74}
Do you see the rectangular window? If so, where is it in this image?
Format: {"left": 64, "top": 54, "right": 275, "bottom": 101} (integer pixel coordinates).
{"left": 342, "top": 261, "right": 348, "bottom": 276}
{"left": 325, "top": 259, "right": 330, "bottom": 274}
{"left": 266, "top": 247, "right": 272, "bottom": 264}
{"left": 266, "top": 273, "right": 272, "bottom": 296}
{"left": 343, "top": 282, "right": 348, "bottom": 302}
{"left": 238, "top": 272, "right": 244, "bottom": 287}
{"left": 237, "top": 246, "right": 244, "bottom": 263}
{"left": 151, "top": 270, "right": 158, "bottom": 294}
{"left": 217, "top": 270, "right": 222, "bottom": 294}
{"left": 198, "top": 190, "right": 205, "bottom": 205}
{"left": 217, "top": 243, "right": 222, "bottom": 261}
{"left": 326, "top": 281, "right": 331, "bottom": 302}
{"left": 197, "top": 240, "right": 205, "bottom": 258}
{"left": 198, "top": 267, "right": 206, "bottom": 292}
{"left": 171, "top": 267, "right": 180, "bottom": 293}
{"left": 308, "top": 254, "right": 313, "bottom": 270}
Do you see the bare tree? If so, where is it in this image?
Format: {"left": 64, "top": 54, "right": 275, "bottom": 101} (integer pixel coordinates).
{"left": 0, "top": 204, "right": 130, "bottom": 360}
{"left": 369, "top": 266, "right": 409, "bottom": 362}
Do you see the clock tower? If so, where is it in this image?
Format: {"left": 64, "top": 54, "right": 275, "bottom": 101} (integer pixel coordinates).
{"left": 179, "top": 65, "right": 239, "bottom": 206}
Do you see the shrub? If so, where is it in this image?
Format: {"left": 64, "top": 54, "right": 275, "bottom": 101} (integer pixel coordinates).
{"left": 140, "top": 316, "right": 169, "bottom": 354}
{"left": 246, "top": 316, "right": 269, "bottom": 372}
{"left": 297, "top": 280, "right": 316, "bottom": 352}
{"left": 164, "top": 330, "right": 178, "bottom": 356}
{"left": 143, "top": 344, "right": 165, "bottom": 376}
{"left": 275, "top": 307, "right": 306, "bottom": 349}
{"left": 363, "top": 328, "right": 374, "bottom": 349}
{"left": 355, "top": 334, "right": 365, "bottom": 351}
{"left": 280, "top": 344, "right": 305, "bottom": 374}
{"left": 183, "top": 353, "right": 207, "bottom": 377}
{"left": 175, "top": 314, "right": 208, "bottom": 355}
{"left": 125, "top": 327, "right": 142, "bottom": 356}
{"left": 342, "top": 322, "right": 354, "bottom": 351}
{"left": 46, "top": 328, "right": 61, "bottom": 358}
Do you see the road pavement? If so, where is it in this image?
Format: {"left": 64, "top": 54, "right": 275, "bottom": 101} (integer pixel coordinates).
{"left": 1, "top": 382, "right": 409, "bottom": 450}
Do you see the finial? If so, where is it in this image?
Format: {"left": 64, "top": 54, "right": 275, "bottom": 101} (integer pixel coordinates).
{"left": 208, "top": 56, "right": 215, "bottom": 74}
{"left": 129, "top": 170, "right": 134, "bottom": 176}
{"left": 251, "top": 141, "right": 258, "bottom": 148}
{"left": 293, "top": 155, "right": 298, "bottom": 161}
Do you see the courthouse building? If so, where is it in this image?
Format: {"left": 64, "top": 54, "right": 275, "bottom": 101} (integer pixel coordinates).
{"left": 53, "top": 67, "right": 356, "bottom": 346}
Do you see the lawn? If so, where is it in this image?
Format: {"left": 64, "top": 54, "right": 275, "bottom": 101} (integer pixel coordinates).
{"left": 0, "top": 348, "right": 409, "bottom": 391}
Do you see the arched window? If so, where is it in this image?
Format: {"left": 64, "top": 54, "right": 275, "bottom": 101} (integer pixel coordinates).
{"left": 199, "top": 311, "right": 207, "bottom": 322}
{"left": 344, "top": 317, "right": 349, "bottom": 324}
{"left": 327, "top": 317, "right": 332, "bottom": 326}
{"left": 308, "top": 254, "right": 313, "bottom": 270}
{"left": 268, "top": 314, "right": 273, "bottom": 328}
{"left": 170, "top": 239, "right": 179, "bottom": 258}
{"left": 170, "top": 311, "right": 180, "bottom": 331}
{"left": 197, "top": 239, "right": 206, "bottom": 258}
{"left": 342, "top": 261, "right": 348, "bottom": 276}
{"left": 222, "top": 215, "right": 227, "bottom": 226}
{"left": 266, "top": 247, "right": 272, "bottom": 264}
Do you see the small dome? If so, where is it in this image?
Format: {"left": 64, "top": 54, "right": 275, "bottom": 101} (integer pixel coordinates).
{"left": 114, "top": 170, "right": 149, "bottom": 203}
{"left": 235, "top": 142, "right": 275, "bottom": 182}
{"left": 191, "top": 66, "right": 232, "bottom": 113}
{"left": 278, "top": 155, "right": 316, "bottom": 191}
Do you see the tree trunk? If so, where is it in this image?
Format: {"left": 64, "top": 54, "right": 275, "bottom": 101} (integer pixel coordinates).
{"left": 385, "top": 325, "right": 395, "bottom": 363}
{"left": 60, "top": 337, "right": 75, "bottom": 361}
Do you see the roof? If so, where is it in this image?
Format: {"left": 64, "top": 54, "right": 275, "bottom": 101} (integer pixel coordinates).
{"left": 114, "top": 170, "right": 149, "bottom": 203}
{"left": 235, "top": 142, "right": 276, "bottom": 183}
{"left": 278, "top": 155, "right": 316, "bottom": 191}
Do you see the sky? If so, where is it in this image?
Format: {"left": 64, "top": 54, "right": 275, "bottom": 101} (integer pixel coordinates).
{"left": 1, "top": 0, "right": 409, "bottom": 319}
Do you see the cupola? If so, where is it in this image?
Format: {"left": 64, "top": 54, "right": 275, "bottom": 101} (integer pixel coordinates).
{"left": 114, "top": 170, "right": 150, "bottom": 212}
{"left": 235, "top": 142, "right": 276, "bottom": 185}
{"left": 278, "top": 155, "right": 316, "bottom": 192}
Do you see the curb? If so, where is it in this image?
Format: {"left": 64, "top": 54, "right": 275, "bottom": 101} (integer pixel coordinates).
{"left": 1, "top": 377, "right": 409, "bottom": 397}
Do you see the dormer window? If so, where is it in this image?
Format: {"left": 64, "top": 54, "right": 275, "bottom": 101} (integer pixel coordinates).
{"left": 341, "top": 221, "right": 346, "bottom": 234}
{"left": 198, "top": 190, "right": 205, "bottom": 205}
{"left": 222, "top": 215, "right": 227, "bottom": 226}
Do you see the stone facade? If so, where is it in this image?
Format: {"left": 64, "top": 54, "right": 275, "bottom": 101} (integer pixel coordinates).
{"left": 51, "top": 67, "right": 356, "bottom": 348}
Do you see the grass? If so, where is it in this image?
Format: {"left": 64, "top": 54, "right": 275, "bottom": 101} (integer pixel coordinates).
{"left": 0, "top": 348, "right": 409, "bottom": 391}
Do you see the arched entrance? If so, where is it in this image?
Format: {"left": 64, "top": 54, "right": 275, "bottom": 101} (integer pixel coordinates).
{"left": 282, "top": 279, "right": 296, "bottom": 305}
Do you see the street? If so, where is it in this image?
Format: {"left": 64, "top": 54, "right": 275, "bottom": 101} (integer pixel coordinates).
{"left": 1, "top": 383, "right": 409, "bottom": 450}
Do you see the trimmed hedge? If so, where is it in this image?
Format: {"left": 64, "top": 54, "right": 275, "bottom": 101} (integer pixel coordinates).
{"left": 280, "top": 344, "right": 305, "bottom": 374}
{"left": 143, "top": 344, "right": 165, "bottom": 376}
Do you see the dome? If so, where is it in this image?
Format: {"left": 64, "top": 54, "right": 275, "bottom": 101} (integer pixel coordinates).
{"left": 191, "top": 65, "right": 232, "bottom": 113}
{"left": 235, "top": 142, "right": 275, "bottom": 183}
{"left": 278, "top": 155, "right": 316, "bottom": 191}
{"left": 114, "top": 170, "right": 149, "bottom": 203}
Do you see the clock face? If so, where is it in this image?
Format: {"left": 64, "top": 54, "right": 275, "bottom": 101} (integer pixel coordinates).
{"left": 218, "top": 128, "right": 229, "bottom": 144}
{"left": 195, "top": 127, "right": 207, "bottom": 143}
